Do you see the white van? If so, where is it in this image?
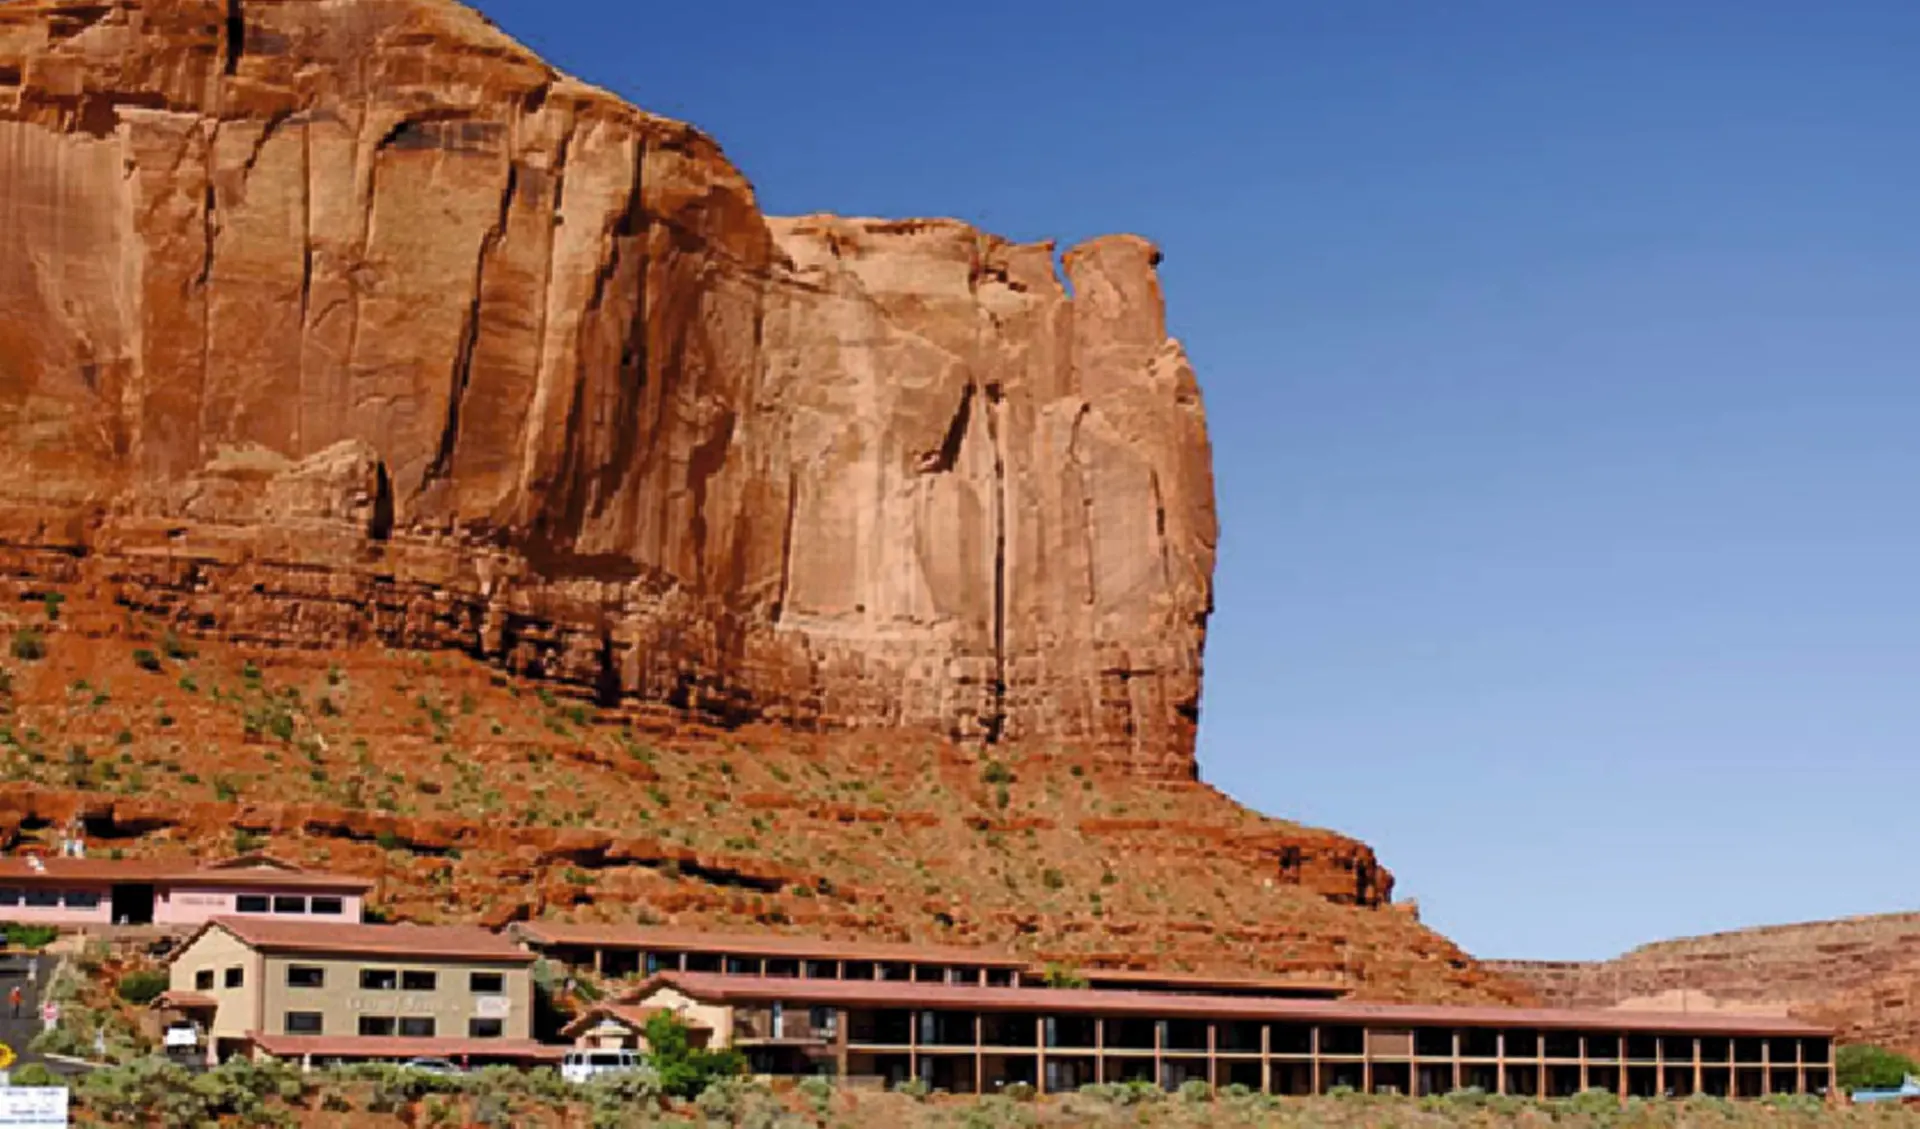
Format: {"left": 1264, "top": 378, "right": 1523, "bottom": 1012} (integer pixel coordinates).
{"left": 563, "top": 1049, "right": 643, "bottom": 1085}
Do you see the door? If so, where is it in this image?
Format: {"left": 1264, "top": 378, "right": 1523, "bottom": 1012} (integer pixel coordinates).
{"left": 110, "top": 884, "right": 155, "bottom": 925}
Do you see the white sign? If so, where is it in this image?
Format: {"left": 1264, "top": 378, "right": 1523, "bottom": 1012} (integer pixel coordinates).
{"left": 0, "top": 1086, "right": 68, "bottom": 1128}
{"left": 474, "top": 996, "right": 512, "bottom": 1020}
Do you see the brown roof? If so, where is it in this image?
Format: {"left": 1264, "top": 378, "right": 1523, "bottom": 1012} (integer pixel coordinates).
{"left": 193, "top": 918, "right": 534, "bottom": 964}
{"left": 513, "top": 923, "right": 1026, "bottom": 968}
{"left": 248, "top": 1033, "right": 561, "bottom": 1062}
{"left": 1074, "top": 967, "right": 1350, "bottom": 995}
{"left": 0, "top": 856, "right": 371, "bottom": 891}
{"left": 632, "top": 972, "right": 1833, "bottom": 1037}
{"left": 559, "top": 1003, "right": 708, "bottom": 1038}
{"left": 154, "top": 990, "right": 219, "bottom": 1011}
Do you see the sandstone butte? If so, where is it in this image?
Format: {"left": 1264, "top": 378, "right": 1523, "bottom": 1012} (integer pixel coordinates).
{"left": 0, "top": 0, "right": 1527, "bottom": 1004}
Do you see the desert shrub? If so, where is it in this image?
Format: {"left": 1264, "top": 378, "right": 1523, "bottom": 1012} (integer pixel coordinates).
{"left": 114, "top": 968, "right": 170, "bottom": 1006}
{"left": 796, "top": 1073, "right": 836, "bottom": 1116}
{"left": 1176, "top": 1078, "right": 1211, "bottom": 1104}
{"left": 1079, "top": 1081, "right": 1162, "bottom": 1106}
{"left": 894, "top": 1077, "right": 931, "bottom": 1100}
{"left": 1039, "top": 962, "right": 1088, "bottom": 989}
{"left": 980, "top": 760, "right": 1014, "bottom": 785}
{"left": 160, "top": 629, "right": 196, "bottom": 661}
{"left": 9, "top": 1063, "right": 56, "bottom": 1087}
{"left": 11, "top": 629, "right": 45, "bottom": 662}
{"left": 1002, "top": 1081, "right": 1037, "bottom": 1103}
{"left": 72, "top": 1057, "right": 297, "bottom": 1126}
{"left": 131, "top": 648, "right": 162, "bottom": 672}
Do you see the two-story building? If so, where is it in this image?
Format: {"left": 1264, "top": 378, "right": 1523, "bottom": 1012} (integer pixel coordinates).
{"left": 165, "top": 917, "right": 557, "bottom": 1067}
{"left": 608, "top": 972, "right": 1836, "bottom": 1099}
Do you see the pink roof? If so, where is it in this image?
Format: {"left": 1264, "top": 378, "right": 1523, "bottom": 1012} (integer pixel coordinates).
{"left": 633, "top": 972, "right": 1832, "bottom": 1037}
{"left": 514, "top": 922, "right": 1026, "bottom": 968}
{"left": 194, "top": 918, "right": 534, "bottom": 963}
{"left": 249, "top": 1034, "right": 561, "bottom": 1061}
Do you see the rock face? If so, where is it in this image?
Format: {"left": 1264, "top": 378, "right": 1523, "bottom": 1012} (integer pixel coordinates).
{"left": 0, "top": 0, "right": 1215, "bottom": 774}
{"left": 1493, "top": 913, "right": 1920, "bottom": 1055}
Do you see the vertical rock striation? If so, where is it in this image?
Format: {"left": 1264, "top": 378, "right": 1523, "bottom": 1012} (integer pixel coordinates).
{"left": 0, "top": 0, "right": 1216, "bottom": 775}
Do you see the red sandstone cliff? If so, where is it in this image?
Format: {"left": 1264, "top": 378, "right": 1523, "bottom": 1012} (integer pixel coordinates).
{"left": 0, "top": 0, "right": 1533, "bottom": 1005}
{"left": 0, "top": 0, "right": 1214, "bottom": 774}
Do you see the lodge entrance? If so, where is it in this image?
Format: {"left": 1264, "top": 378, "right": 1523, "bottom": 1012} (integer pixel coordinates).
{"left": 111, "top": 884, "right": 155, "bottom": 925}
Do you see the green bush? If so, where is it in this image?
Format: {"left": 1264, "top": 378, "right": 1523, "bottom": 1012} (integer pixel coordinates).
{"left": 3, "top": 922, "right": 61, "bottom": 950}
{"left": 1838, "top": 1043, "right": 1919, "bottom": 1091}
{"left": 642, "top": 1010, "right": 746, "bottom": 1098}
{"left": 9, "top": 1063, "right": 56, "bottom": 1087}
{"left": 115, "top": 969, "right": 170, "bottom": 1006}
{"left": 131, "top": 648, "right": 162, "bottom": 672}
{"left": 11, "top": 629, "right": 46, "bottom": 662}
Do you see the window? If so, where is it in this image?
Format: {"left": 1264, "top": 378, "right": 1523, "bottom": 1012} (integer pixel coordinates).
{"left": 644, "top": 952, "right": 670, "bottom": 976}
{"left": 224, "top": 967, "right": 244, "bottom": 989}
{"left": 63, "top": 890, "right": 101, "bottom": 909}
{"left": 360, "top": 969, "right": 397, "bottom": 991}
{"left": 358, "top": 1016, "right": 396, "bottom": 1037}
{"left": 272, "top": 895, "right": 306, "bottom": 915}
{"left": 310, "top": 897, "right": 344, "bottom": 916}
{"left": 400, "top": 971, "right": 437, "bottom": 991}
{"left": 23, "top": 889, "right": 58, "bottom": 908}
{"left": 810, "top": 1007, "right": 837, "bottom": 1036}
{"left": 286, "top": 966, "right": 325, "bottom": 989}
{"left": 470, "top": 973, "right": 504, "bottom": 994}
{"left": 469, "top": 1018, "right": 504, "bottom": 1039}
{"left": 194, "top": 970, "right": 214, "bottom": 992}
{"left": 0, "top": 888, "right": 20, "bottom": 906}
{"left": 398, "top": 1017, "right": 436, "bottom": 1037}
{"left": 284, "top": 1012, "right": 323, "bottom": 1035}
{"left": 236, "top": 895, "right": 269, "bottom": 914}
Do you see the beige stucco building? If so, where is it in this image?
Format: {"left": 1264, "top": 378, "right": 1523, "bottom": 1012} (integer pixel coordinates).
{"left": 165, "top": 917, "right": 556, "bottom": 1066}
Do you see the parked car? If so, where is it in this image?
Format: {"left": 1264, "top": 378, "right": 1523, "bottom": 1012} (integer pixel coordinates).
{"left": 399, "top": 1057, "right": 464, "bottom": 1076}
{"left": 563, "top": 1049, "right": 643, "bottom": 1085}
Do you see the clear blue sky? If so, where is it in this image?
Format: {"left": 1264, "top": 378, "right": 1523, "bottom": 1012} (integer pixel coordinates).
{"left": 469, "top": 0, "right": 1920, "bottom": 961}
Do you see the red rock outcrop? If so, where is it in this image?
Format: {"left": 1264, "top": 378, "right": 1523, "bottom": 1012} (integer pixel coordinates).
{"left": 1493, "top": 914, "right": 1920, "bottom": 1054}
{"left": 0, "top": 0, "right": 1214, "bottom": 774}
